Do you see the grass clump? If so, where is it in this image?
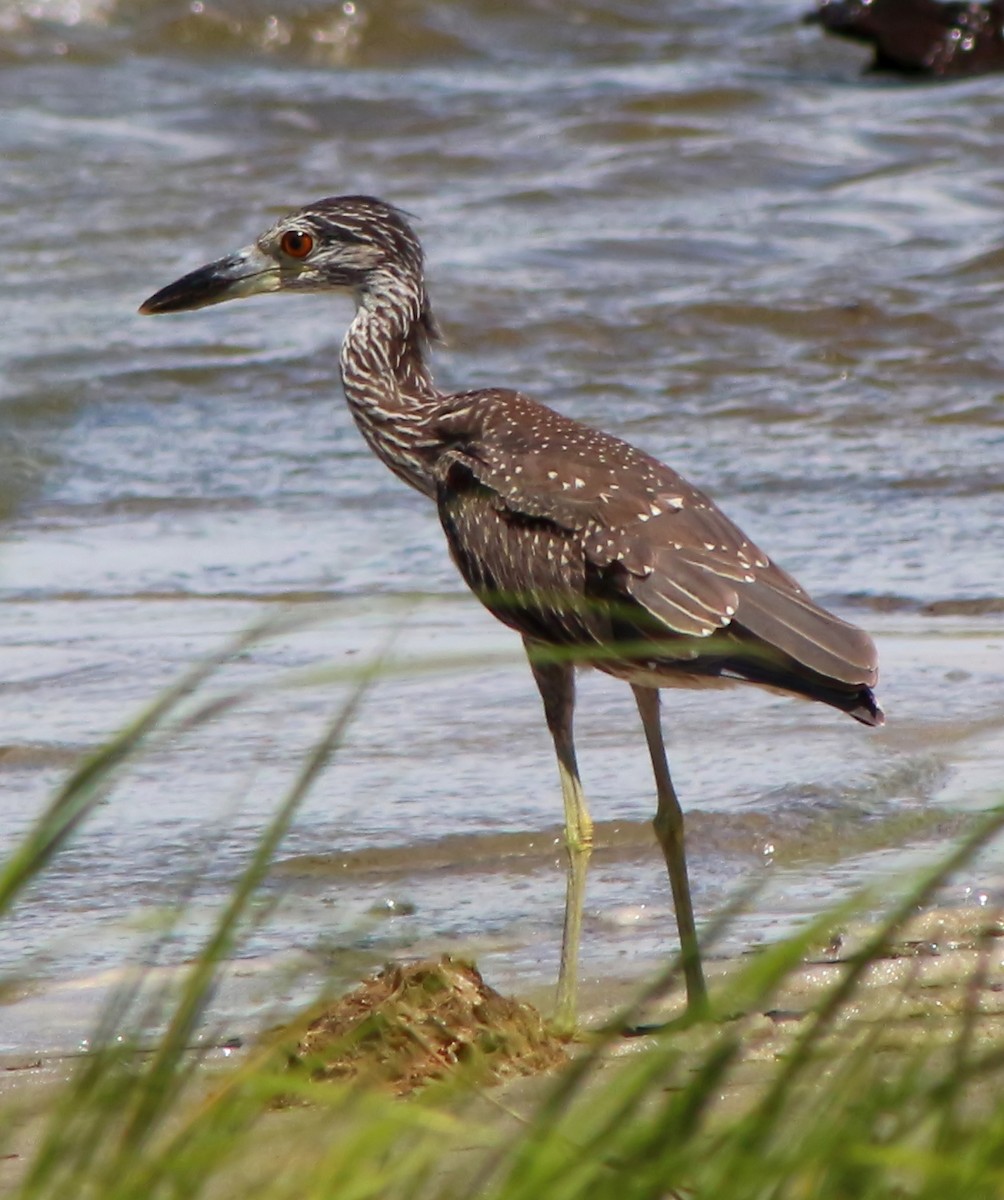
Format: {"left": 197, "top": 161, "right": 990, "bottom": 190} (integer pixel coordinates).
{"left": 1, "top": 620, "right": 1003, "bottom": 1200}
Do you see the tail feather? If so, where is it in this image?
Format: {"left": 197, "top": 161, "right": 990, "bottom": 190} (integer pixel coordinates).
{"left": 717, "top": 651, "right": 885, "bottom": 727}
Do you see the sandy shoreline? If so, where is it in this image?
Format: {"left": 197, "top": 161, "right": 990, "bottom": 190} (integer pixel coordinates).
{"left": 3, "top": 902, "right": 1004, "bottom": 1194}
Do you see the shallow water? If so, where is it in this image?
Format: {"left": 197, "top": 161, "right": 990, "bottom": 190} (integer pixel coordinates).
{"left": 1, "top": 0, "right": 1003, "bottom": 1054}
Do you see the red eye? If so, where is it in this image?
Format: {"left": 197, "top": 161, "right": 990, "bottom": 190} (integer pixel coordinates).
{"left": 280, "top": 230, "right": 314, "bottom": 259}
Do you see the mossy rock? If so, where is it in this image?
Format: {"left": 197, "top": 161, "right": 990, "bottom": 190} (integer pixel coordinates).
{"left": 278, "top": 956, "right": 568, "bottom": 1096}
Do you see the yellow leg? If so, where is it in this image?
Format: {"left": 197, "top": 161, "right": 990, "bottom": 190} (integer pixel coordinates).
{"left": 632, "top": 684, "right": 707, "bottom": 1013}
{"left": 555, "top": 752, "right": 593, "bottom": 1030}
{"left": 525, "top": 642, "right": 594, "bottom": 1032}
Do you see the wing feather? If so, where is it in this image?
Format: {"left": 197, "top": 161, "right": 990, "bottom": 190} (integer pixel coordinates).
{"left": 731, "top": 579, "right": 879, "bottom": 684}
{"left": 433, "top": 389, "right": 878, "bottom": 690}
{"left": 625, "top": 553, "right": 738, "bottom": 637}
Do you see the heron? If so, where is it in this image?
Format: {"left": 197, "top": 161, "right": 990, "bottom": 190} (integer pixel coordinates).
{"left": 140, "top": 195, "right": 883, "bottom": 1028}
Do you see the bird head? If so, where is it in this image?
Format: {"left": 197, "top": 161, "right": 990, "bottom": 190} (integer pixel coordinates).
{"left": 139, "top": 195, "right": 433, "bottom": 323}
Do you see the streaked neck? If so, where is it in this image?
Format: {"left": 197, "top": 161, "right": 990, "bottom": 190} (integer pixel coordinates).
{"left": 339, "top": 277, "right": 441, "bottom": 496}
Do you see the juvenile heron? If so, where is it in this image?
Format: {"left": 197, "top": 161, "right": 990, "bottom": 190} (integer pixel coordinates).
{"left": 141, "top": 195, "right": 883, "bottom": 1026}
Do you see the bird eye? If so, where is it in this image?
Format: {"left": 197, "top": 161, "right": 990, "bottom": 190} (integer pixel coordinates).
{"left": 280, "top": 230, "right": 314, "bottom": 259}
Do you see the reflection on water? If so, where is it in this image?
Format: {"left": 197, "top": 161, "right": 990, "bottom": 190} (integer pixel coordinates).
{"left": 1, "top": 0, "right": 1003, "bottom": 1053}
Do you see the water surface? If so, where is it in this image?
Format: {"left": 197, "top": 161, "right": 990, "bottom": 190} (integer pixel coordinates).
{"left": 1, "top": 0, "right": 1003, "bottom": 1054}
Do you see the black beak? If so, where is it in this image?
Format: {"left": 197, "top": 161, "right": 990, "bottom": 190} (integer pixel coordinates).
{"left": 139, "top": 247, "right": 277, "bottom": 315}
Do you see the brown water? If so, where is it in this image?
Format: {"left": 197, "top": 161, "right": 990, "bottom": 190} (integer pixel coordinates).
{"left": 1, "top": 0, "right": 1003, "bottom": 1055}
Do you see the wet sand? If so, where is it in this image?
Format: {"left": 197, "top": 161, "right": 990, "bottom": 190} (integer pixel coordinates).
{"left": 3, "top": 903, "right": 1004, "bottom": 1197}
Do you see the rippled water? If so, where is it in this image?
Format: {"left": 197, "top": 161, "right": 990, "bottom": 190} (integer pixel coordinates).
{"left": 1, "top": 0, "right": 1003, "bottom": 1054}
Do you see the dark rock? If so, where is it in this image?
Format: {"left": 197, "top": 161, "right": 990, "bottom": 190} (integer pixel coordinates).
{"left": 806, "top": 0, "right": 1004, "bottom": 77}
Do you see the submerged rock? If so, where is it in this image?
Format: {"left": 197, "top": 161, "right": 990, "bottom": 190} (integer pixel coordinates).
{"left": 806, "top": 0, "right": 1004, "bottom": 77}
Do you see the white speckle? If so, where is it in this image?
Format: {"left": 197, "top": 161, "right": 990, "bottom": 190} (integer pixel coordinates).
{"left": 638, "top": 513, "right": 650, "bottom": 523}
{"left": 573, "top": 477, "right": 585, "bottom": 489}
{"left": 649, "top": 503, "right": 661, "bottom": 517}
{"left": 547, "top": 470, "right": 558, "bottom": 480}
